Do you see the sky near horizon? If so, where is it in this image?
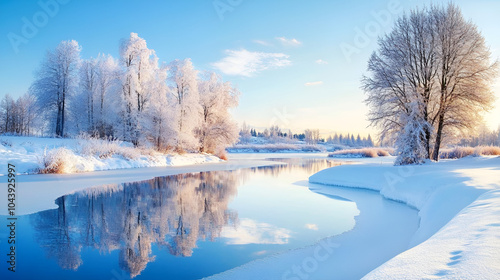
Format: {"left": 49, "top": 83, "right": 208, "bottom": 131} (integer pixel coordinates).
{"left": 0, "top": 0, "right": 499, "bottom": 138}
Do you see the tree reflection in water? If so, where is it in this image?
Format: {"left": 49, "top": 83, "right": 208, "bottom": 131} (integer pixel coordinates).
{"left": 30, "top": 158, "right": 340, "bottom": 278}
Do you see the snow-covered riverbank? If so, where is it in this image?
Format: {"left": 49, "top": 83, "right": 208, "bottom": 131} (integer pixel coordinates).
{"left": 0, "top": 136, "right": 221, "bottom": 175}
{"left": 310, "top": 156, "right": 500, "bottom": 279}
{"left": 0, "top": 154, "right": 286, "bottom": 216}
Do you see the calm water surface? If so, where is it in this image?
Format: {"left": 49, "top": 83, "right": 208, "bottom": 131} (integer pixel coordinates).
{"left": 1, "top": 158, "right": 360, "bottom": 280}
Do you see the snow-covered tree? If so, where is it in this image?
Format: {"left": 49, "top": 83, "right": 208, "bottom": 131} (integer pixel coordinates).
{"left": 95, "top": 54, "right": 121, "bottom": 137}
{"left": 395, "top": 100, "right": 432, "bottom": 165}
{"left": 74, "top": 54, "right": 121, "bottom": 137}
{"left": 23, "top": 33, "right": 243, "bottom": 156}
{"left": 366, "top": 134, "right": 374, "bottom": 147}
{"left": 78, "top": 58, "right": 99, "bottom": 133}
{"left": 363, "top": 3, "right": 497, "bottom": 163}
{"left": 497, "top": 126, "right": 500, "bottom": 146}
{"left": 0, "top": 93, "right": 39, "bottom": 135}
{"left": 269, "top": 125, "right": 282, "bottom": 141}
{"left": 363, "top": 7, "right": 437, "bottom": 158}
{"left": 197, "top": 72, "right": 239, "bottom": 154}
{"left": 31, "top": 40, "right": 81, "bottom": 137}
{"left": 15, "top": 93, "right": 39, "bottom": 135}
{"left": 239, "top": 121, "right": 251, "bottom": 144}
{"left": 168, "top": 59, "right": 202, "bottom": 151}
{"left": 356, "top": 134, "right": 362, "bottom": 146}
{"left": 304, "top": 129, "right": 320, "bottom": 145}
{"left": 145, "top": 65, "right": 172, "bottom": 150}
{"left": 0, "top": 94, "right": 15, "bottom": 133}
{"left": 119, "top": 33, "right": 160, "bottom": 145}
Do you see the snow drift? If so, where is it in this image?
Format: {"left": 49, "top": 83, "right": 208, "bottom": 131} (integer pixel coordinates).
{"left": 309, "top": 156, "right": 500, "bottom": 279}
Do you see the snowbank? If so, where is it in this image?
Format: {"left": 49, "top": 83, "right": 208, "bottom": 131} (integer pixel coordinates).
{"left": 0, "top": 136, "right": 221, "bottom": 175}
{"left": 309, "top": 156, "right": 500, "bottom": 279}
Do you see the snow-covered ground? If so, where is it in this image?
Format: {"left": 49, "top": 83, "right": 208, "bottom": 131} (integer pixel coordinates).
{"left": 0, "top": 136, "right": 221, "bottom": 175}
{"left": 310, "top": 156, "right": 500, "bottom": 279}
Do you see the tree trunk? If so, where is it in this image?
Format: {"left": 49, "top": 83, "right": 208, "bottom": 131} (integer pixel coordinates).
{"left": 56, "top": 102, "right": 63, "bottom": 137}
{"left": 432, "top": 113, "right": 445, "bottom": 161}
{"left": 61, "top": 89, "right": 65, "bottom": 137}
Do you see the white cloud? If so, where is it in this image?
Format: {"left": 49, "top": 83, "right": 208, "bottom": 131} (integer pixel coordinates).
{"left": 253, "top": 39, "right": 272, "bottom": 46}
{"left": 212, "top": 49, "right": 291, "bottom": 77}
{"left": 305, "top": 224, "right": 319, "bottom": 230}
{"left": 305, "top": 81, "right": 323, "bottom": 86}
{"left": 276, "top": 36, "right": 302, "bottom": 46}
{"left": 315, "top": 59, "right": 328, "bottom": 65}
{"left": 221, "top": 218, "right": 291, "bottom": 245}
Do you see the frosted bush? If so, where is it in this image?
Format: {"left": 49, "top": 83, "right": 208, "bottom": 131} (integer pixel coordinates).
{"left": 39, "top": 147, "right": 79, "bottom": 174}
{"left": 476, "top": 146, "right": 500, "bottom": 156}
{"left": 328, "top": 148, "right": 394, "bottom": 158}
{"left": 78, "top": 136, "right": 142, "bottom": 160}
{"left": 440, "top": 146, "right": 500, "bottom": 159}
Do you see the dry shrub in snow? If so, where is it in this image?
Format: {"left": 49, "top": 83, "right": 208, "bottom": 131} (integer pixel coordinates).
{"left": 478, "top": 146, "right": 500, "bottom": 156}
{"left": 39, "top": 147, "right": 78, "bottom": 174}
{"left": 329, "top": 148, "right": 394, "bottom": 158}
{"left": 78, "top": 137, "right": 142, "bottom": 160}
{"left": 218, "top": 152, "right": 228, "bottom": 161}
{"left": 440, "top": 146, "right": 500, "bottom": 159}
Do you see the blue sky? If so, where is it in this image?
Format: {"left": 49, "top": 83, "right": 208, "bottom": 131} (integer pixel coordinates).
{"left": 1, "top": 0, "right": 499, "bottom": 137}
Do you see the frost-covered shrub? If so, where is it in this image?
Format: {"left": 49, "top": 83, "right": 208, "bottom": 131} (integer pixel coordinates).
{"left": 439, "top": 147, "right": 475, "bottom": 159}
{"left": 476, "top": 146, "right": 500, "bottom": 156}
{"left": 328, "top": 148, "right": 394, "bottom": 158}
{"left": 78, "top": 136, "right": 142, "bottom": 160}
{"left": 39, "top": 147, "right": 78, "bottom": 174}
{"left": 440, "top": 146, "right": 500, "bottom": 159}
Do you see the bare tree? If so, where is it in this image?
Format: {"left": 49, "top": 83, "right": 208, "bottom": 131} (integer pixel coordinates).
{"left": 363, "top": 7, "right": 438, "bottom": 159}
{"left": 0, "top": 93, "right": 40, "bottom": 136}
{"left": 0, "top": 94, "right": 15, "bottom": 133}
{"left": 363, "top": 3, "right": 497, "bottom": 163}
{"left": 430, "top": 3, "right": 497, "bottom": 160}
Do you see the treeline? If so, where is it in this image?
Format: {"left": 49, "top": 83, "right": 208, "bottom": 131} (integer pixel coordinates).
{"left": 19, "top": 33, "right": 240, "bottom": 155}
{"left": 325, "top": 133, "right": 374, "bottom": 147}
{"left": 0, "top": 93, "right": 39, "bottom": 135}
{"left": 239, "top": 123, "right": 374, "bottom": 147}
{"left": 457, "top": 125, "right": 500, "bottom": 147}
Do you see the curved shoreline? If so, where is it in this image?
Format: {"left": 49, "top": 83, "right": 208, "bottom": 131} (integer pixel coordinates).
{"left": 309, "top": 156, "right": 500, "bottom": 279}
{"left": 205, "top": 171, "right": 420, "bottom": 280}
